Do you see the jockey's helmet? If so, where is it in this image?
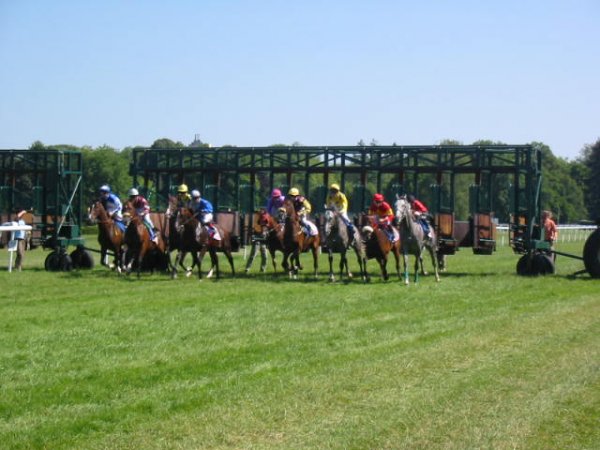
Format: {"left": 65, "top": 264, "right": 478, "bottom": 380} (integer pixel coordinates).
{"left": 288, "top": 187, "right": 300, "bottom": 196}
{"left": 177, "top": 184, "right": 188, "bottom": 194}
{"left": 330, "top": 183, "right": 340, "bottom": 191}
{"left": 99, "top": 185, "right": 111, "bottom": 193}
{"left": 271, "top": 188, "right": 282, "bottom": 197}
{"left": 127, "top": 188, "right": 139, "bottom": 197}
{"left": 407, "top": 194, "right": 415, "bottom": 203}
{"left": 373, "top": 193, "right": 384, "bottom": 202}
{"left": 191, "top": 189, "right": 201, "bottom": 199}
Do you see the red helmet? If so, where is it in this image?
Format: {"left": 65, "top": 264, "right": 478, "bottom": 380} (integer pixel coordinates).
{"left": 271, "top": 189, "right": 282, "bottom": 197}
{"left": 373, "top": 193, "right": 384, "bottom": 202}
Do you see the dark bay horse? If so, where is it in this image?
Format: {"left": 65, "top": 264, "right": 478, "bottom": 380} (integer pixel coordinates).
{"left": 323, "top": 208, "right": 368, "bottom": 282}
{"left": 281, "top": 199, "right": 320, "bottom": 279}
{"left": 165, "top": 196, "right": 198, "bottom": 277}
{"left": 175, "top": 207, "right": 235, "bottom": 279}
{"left": 394, "top": 196, "right": 440, "bottom": 284}
{"left": 362, "top": 219, "right": 402, "bottom": 282}
{"left": 88, "top": 201, "right": 125, "bottom": 272}
{"left": 123, "top": 210, "right": 167, "bottom": 278}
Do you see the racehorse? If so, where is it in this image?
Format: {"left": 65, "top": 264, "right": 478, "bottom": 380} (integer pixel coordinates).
{"left": 123, "top": 208, "right": 167, "bottom": 278}
{"left": 323, "top": 208, "right": 368, "bottom": 282}
{"left": 245, "top": 209, "right": 285, "bottom": 273}
{"left": 362, "top": 217, "right": 401, "bottom": 282}
{"left": 281, "top": 199, "right": 320, "bottom": 279}
{"left": 175, "top": 207, "right": 236, "bottom": 279}
{"left": 165, "top": 196, "right": 198, "bottom": 277}
{"left": 88, "top": 201, "right": 125, "bottom": 272}
{"left": 394, "top": 196, "right": 440, "bottom": 284}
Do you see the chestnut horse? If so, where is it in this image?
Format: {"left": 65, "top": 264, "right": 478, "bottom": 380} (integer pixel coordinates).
{"left": 245, "top": 209, "right": 285, "bottom": 273}
{"left": 88, "top": 201, "right": 125, "bottom": 272}
{"left": 362, "top": 217, "right": 402, "bottom": 282}
{"left": 281, "top": 199, "right": 320, "bottom": 279}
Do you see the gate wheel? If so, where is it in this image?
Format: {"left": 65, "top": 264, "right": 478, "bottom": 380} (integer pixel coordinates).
{"left": 44, "top": 251, "right": 61, "bottom": 271}
{"left": 583, "top": 228, "right": 600, "bottom": 278}
{"left": 516, "top": 252, "right": 555, "bottom": 276}
{"left": 70, "top": 247, "right": 94, "bottom": 269}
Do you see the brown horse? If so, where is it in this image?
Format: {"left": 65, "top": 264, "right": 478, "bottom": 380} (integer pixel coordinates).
{"left": 123, "top": 209, "right": 167, "bottom": 277}
{"left": 362, "top": 216, "right": 402, "bottom": 281}
{"left": 176, "top": 207, "right": 235, "bottom": 279}
{"left": 165, "top": 196, "right": 198, "bottom": 277}
{"left": 281, "top": 199, "right": 320, "bottom": 279}
{"left": 88, "top": 201, "right": 125, "bottom": 272}
{"left": 246, "top": 209, "right": 285, "bottom": 273}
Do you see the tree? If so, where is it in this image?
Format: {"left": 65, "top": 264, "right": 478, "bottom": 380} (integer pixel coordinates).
{"left": 579, "top": 138, "right": 600, "bottom": 221}
{"left": 150, "top": 138, "right": 185, "bottom": 149}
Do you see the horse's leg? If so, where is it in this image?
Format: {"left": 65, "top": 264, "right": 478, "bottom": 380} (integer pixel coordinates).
{"left": 171, "top": 250, "right": 182, "bottom": 279}
{"left": 402, "top": 251, "right": 410, "bottom": 285}
{"left": 312, "top": 244, "right": 319, "bottom": 278}
{"left": 100, "top": 247, "right": 109, "bottom": 267}
{"left": 379, "top": 256, "right": 389, "bottom": 281}
{"left": 393, "top": 247, "right": 401, "bottom": 280}
{"left": 245, "top": 242, "right": 258, "bottom": 273}
{"left": 429, "top": 246, "right": 440, "bottom": 282}
{"left": 328, "top": 249, "right": 335, "bottom": 282}
{"left": 259, "top": 243, "right": 267, "bottom": 272}
{"left": 413, "top": 252, "right": 420, "bottom": 283}
{"left": 197, "top": 247, "right": 207, "bottom": 279}
{"left": 224, "top": 247, "right": 235, "bottom": 277}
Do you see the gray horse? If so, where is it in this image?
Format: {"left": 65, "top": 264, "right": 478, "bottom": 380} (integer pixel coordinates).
{"left": 323, "top": 209, "right": 368, "bottom": 282}
{"left": 394, "top": 196, "right": 440, "bottom": 284}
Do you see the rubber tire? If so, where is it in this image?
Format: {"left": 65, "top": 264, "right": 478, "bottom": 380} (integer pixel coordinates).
{"left": 516, "top": 254, "right": 531, "bottom": 276}
{"left": 583, "top": 228, "right": 600, "bottom": 278}
{"left": 59, "top": 253, "right": 73, "bottom": 271}
{"left": 70, "top": 248, "right": 94, "bottom": 269}
{"left": 44, "top": 252, "right": 61, "bottom": 271}
{"left": 532, "top": 253, "right": 555, "bottom": 275}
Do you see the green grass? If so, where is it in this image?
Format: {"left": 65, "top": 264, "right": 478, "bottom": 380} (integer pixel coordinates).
{"left": 0, "top": 236, "right": 598, "bottom": 449}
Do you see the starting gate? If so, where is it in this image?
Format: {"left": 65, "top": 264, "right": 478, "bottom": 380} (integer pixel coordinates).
{"left": 0, "top": 149, "right": 92, "bottom": 270}
{"left": 129, "top": 144, "right": 546, "bottom": 268}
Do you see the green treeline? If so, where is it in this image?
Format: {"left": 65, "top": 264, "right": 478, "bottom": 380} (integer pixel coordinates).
{"left": 27, "top": 137, "right": 600, "bottom": 224}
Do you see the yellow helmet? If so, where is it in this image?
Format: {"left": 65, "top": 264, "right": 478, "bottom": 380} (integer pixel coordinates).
{"left": 288, "top": 187, "right": 300, "bottom": 196}
{"left": 330, "top": 183, "right": 340, "bottom": 191}
{"left": 177, "top": 184, "right": 188, "bottom": 194}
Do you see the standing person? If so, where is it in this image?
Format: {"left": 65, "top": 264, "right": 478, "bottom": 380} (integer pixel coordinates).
{"left": 190, "top": 189, "right": 220, "bottom": 240}
{"left": 99, "top": 185, "right": 123, "bottom": 221}
{"left": 542, "top": 210, "right": 558, "bottom": 260}
{"left": 127, "top": 188, "right": 158, "bottom": 244}
{"left": 407, "top": 194, "right": 432, "bottom": 238}
{"left": 287, "top": 187, "right": 318, "bottom": 236}
{"left": 266, "top": 188, "right": 286, "bottom": 218}
{"left": 326, "top": 183, "right": 355, "bottom": 234}
{"left": 13, "top": 209, "right": 28, "bottom": 271}
{"left": 368, "top": 193, "right": 396, "bottom": 241}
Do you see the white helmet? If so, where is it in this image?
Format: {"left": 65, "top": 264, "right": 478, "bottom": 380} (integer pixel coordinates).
{"left": 99, "top": 184, "right": 110, "bottom": 193}
{"left": 127, "top": 188, "right": 139, "bottom": 196}
{"left": 191, "top": 189, "right": 201, "bottom": 198}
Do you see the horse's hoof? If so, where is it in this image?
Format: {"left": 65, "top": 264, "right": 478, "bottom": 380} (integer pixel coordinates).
{"left": 185, "top": 270, "right": 193, "bottom": 278}
{"left": 207, "top": 268, "right": 214, "bottom": 278}
{"left": 171, "top": 273, "right": 178, "bottom": 280}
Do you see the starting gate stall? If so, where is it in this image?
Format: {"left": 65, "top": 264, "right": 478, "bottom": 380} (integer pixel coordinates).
{"left": 129, "top": 145, "right": 600, "bottom": 277}
{"left": 0, "top": 149, "right": 93, "bottom": 271}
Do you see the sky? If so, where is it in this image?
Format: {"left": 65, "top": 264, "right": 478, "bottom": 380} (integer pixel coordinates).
{"left": 1, "top": 0, "right": 598, "bottom": 159}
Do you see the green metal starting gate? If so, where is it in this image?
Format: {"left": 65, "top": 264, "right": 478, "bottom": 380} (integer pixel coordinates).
{"left": 0, "top": 149, "right": 92, "bottom": 271}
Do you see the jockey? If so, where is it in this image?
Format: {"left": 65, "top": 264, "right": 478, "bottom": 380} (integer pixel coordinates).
{"left": 176, "top": 184, "right": 192, "bottom": 208}
{"left": 326, "top": 183, "right": 355, "bottom": 234}
{"left": 287, "top": 187, "right": 319, "bottom": 236}
{"left": 190, "top": 189, "right": 220, "bottom": 240}
{"left": 266, "top": 188, "right": 286, "bottom": 219}
{"left": 99, "top": 185, "right": 123, "bottom": 221}
{"left": 368, "top": 193, "right": 396, "bottom": 241}
{"left": 127, "top": 187, "right": 158, "bottom": 244}
{"left": 407, "top": 194, "right": 432, "bottom": 237}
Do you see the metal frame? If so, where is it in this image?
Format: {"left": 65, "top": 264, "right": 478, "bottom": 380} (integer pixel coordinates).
{"left": 0, "top": 149, "right": 85, "bottom": 251}
{"left": 130, "top": 144, "right": 543, "bottom": 253}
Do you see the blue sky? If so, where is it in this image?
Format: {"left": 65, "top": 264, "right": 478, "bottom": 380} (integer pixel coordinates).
{"left": 1, "top": 0, "right": 598, "bottom": 159}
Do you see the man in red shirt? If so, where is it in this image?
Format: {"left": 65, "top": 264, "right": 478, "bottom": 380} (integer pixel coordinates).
{"left": 407, "top": 194, "right": 432, "bottom": 238}
{"left": 368, "top": 193, "right": 397, "bottom": 241}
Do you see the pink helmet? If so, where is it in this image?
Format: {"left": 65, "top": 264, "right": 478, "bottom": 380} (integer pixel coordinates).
{"left": 271, "top": 189, "right": 282, "bottom": 197}
{"left": 373, "top": 193, "right": 384, "bottom": 202}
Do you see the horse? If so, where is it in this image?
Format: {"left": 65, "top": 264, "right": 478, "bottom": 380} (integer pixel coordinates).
{"left": 88, "top": 201, "right": 125, "bottom": 272}
{"left": 165, "top": 196, "right": 198, "bottom": 277}
{"left": 175, "top": 207, "right": 236, "bottom": 279}
{"left": 281, "top": 199, "right": 320, "bottom": 279}
{"left": 323, "top": 208, "right": 368, "bottom": 282}
{"left": 245, "top": 209, "right": 285, "bottom": 273}
{"left": 394, "top": 196, "right": 440, "bottom": 284}
{"left": 361, "top": 216, "right": 402, "bottom": 282}
{"left": 123, "top": 209, "right": 167, "bottom": 278}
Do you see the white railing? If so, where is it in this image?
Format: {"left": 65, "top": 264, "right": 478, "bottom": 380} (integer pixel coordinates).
{"left": 495, "top": 225, "right": 596, "bottom": 246}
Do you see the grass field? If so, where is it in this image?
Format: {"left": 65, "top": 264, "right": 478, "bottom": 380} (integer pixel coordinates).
{"left": 0, "top": 235, "right": 598, "bottom": 449}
